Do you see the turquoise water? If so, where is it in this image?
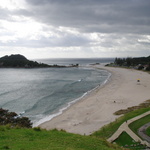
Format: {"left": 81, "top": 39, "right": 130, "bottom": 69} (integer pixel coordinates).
{"left": 0, "top": 58, "right": 112, "bottom": 125}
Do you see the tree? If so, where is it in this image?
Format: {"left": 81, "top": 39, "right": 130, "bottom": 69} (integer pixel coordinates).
{"left": 0, "top": 108, "right": 32, "bottom": 128}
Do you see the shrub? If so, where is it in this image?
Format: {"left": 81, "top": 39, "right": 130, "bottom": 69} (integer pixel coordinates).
{"left": 0, "top": 108, "right": 32, "bottom": 128}
{"left": 33, "top": 127, "right": 41, "bottom": 131}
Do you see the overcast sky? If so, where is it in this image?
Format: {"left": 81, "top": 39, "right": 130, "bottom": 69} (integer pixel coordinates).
{"left": 0, "top": 0, "right": 150, "bottom": 59}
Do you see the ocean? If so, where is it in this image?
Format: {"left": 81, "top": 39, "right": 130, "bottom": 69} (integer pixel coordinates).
{"left": 0, "top": 58, "right": 114, "bottom": 126}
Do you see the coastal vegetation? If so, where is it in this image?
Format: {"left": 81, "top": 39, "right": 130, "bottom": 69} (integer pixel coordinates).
{"left": 0, "top": 108, "right": 32, "bottom": 128}
{"left": 114, "top": 99, "right": 150, "bottom": 115}
{"left": 113, "top": 56, "right": 150, "bottom": 71}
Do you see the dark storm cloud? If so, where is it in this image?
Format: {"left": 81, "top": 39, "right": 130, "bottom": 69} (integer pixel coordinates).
{"left": 24, "top": 0, "right": 150, "bottom": 34}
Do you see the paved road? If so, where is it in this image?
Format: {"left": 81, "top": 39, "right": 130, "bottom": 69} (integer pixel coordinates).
{"left": 138, "top": 122, "right": 150, "bottom": 143}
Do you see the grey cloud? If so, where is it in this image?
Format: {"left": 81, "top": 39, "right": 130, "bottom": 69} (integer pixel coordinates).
{"left": 13, "top": 9, "right": 33, "bottom": 17}
{"left": 24, "top": 0, "right": 150, "bottom": 34}
{"left": 0, "top": 7, "right": 32, "bottom": 22}
{"left": 0, "top": 33, "right": 92, "bottom": 48}
{"left": 0, "top": 0, "right": 149, "bottom": 58}
{"left": 0, "top": 8, "right": 10, "bottom": 20}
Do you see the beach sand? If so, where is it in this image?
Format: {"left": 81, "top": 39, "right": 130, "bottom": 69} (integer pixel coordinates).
{"left": 39, "top": 65, "right": 150, "bottom": 135}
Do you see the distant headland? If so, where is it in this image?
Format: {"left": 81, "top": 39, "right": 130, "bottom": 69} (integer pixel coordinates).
{"left": 0, "top": 54, "right": 79, "bottom": 68}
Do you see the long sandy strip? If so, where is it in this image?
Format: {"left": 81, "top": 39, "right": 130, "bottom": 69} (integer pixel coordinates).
{"left": 39, "top": 65, "right": 150, "bottom": 135}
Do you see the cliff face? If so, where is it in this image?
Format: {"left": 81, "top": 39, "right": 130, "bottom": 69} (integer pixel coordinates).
{"left": 0, "top": 54, "right": 49, "bottom": 68}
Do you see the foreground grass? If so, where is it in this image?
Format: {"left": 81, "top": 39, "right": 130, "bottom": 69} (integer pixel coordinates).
{"left": 92, "top": 107, "right": 150, "bottom": 139}
{"left": 1, "top": 105, "right": 150, "bottom": 150}
{"left": 0, "top": 126, "right": 122, "bottom": 150}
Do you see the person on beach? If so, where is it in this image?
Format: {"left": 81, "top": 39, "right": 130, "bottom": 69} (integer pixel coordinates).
{"left": 137, "top": 79, "right": 140, "bottom": 84}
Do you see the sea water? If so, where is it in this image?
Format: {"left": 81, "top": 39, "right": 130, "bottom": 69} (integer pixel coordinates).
{"left": 0, "top": 58, "right": 114, "bottom": 126}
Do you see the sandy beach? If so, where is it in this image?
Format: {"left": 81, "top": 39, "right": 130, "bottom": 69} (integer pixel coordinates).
{"left": 39, "top": 65, "right": 150, "bottom": 135}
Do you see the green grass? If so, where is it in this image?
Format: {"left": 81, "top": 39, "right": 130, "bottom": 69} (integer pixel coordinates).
{"left": 114, "top": 132, "right": 134, "bottom": 146}
{"left": 114, "top": 132, "right": 146, "bottom": 149}
{"left": 129, "top": 114, "right": 150, "bottom": 136}
{"left": 0, "top": 126, "right": 121, "bottom": 150}
{"left": 146, "top": 126, "right": 150, "bottom": 136}
{"left": 92, "top": 107, "right": 150, "bottom": 139}
{"left": 1, "top": 106, "right": 150, "bottom": 150}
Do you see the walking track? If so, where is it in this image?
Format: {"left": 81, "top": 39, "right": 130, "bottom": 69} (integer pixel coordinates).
{"left": 107, "top": 111, "right": 150, "bottom": 147}
{"left": 138, "top": 122, "right": 150, "bottom": 143}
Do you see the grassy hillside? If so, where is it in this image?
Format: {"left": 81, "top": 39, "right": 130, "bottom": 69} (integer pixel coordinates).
{"left": 1, "top": 105, "right": 150, "bottom": 150}
{"left": 92, "top": 107, "right": 150, "bottom": 139}
{"left": 0, "top": 126, "right": 122, "bottom": 150}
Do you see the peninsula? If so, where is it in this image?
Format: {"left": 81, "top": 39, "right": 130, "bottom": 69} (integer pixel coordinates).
{"left": 0, "top": 54, "right": 78, "bottom": 68}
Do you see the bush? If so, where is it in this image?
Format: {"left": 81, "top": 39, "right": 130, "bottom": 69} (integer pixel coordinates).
{"left": 33, "top": 127, "right": 41, "bottom": 131}
{"left": 0, "top": 108, "right": 32, "bottom": 128}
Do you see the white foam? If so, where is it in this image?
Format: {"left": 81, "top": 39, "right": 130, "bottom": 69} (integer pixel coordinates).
{"left": 33, "top": 70, "right": 111, "bottom": 127}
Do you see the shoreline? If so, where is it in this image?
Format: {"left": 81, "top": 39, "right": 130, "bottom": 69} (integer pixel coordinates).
{"left": 39, "top": 65, "right": 150, "bottom": 135}
{"left": 34, "top": 67, "right": 111, "bottom": 127}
